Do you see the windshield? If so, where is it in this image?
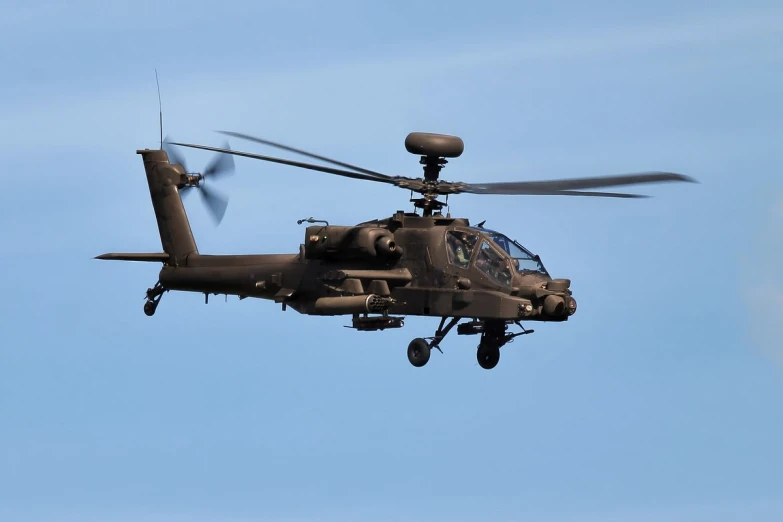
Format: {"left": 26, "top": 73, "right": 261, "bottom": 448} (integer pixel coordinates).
{"left": 470, "top": 228, "right": 548, "bottom": 275}
{"left": 475, "top": 239, "right": 513, "bottom": 287}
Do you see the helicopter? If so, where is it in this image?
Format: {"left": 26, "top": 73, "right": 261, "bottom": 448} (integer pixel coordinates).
{"left": 96, "top": 130, "right": 696, "bottom": 369}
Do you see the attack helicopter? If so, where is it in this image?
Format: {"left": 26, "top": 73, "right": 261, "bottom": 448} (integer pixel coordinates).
{"left": 96, "top": 130, "right": 695, "bottom": 369}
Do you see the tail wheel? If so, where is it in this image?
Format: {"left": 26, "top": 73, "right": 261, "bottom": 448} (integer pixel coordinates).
{"left": 143, "top": 301, "right": 157, "bottom": 316}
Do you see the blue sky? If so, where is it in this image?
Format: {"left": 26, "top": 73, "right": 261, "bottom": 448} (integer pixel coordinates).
{"left": 2, "top": 1, "right": 783, "bottom": 520}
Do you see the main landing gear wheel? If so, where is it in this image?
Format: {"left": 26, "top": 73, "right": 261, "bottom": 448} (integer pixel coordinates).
{"left": 477, "top": 343, "right": 500, "bottom": 370}
{"left": 407, "top": 338, "right": 431, "bottom": 367}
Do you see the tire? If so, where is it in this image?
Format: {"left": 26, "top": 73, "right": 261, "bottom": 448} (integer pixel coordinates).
{"left": 477, "top": 343, "right": 500, "bottom": 370}
{"left": 407, "top": 338, "right": 431, "bottom": 367}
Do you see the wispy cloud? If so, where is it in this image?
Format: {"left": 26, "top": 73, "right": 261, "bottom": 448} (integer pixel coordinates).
{"left": 741, "top": 198, "right": 783, "bottom": 369}
{"left": 422, "top": 8, "right": 783, "bottom": 71}
{"left": 9, "top": 6, "right": 783, "bottom": 98}
{"left": 0, "top": 9, "right": 783, "bottom": 156}
{"left": 164, "top": 7, "right": 783, "bottom": 93}
{"left": 0, "top": 1, "right": 314, "bottom": 31}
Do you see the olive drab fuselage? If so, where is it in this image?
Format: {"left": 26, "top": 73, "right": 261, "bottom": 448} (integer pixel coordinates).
{"left": 156, "top": 211, "right": 578, "bottom": 325}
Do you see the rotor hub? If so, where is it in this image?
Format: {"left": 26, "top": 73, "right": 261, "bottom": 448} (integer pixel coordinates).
{"left": 162, "top": 136, "right": 235, "bottom": 225}
{"left": 183, "top": 173, "right": 203, "bottom": 187}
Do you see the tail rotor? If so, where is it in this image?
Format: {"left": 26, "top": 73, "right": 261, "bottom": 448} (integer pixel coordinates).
{"left": 163, "top": 136, "right": 235, "bottom": 224}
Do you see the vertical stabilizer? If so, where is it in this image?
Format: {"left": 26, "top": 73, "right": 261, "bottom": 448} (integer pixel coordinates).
{"left": 138, "top": 148, "right": 198, "bottom": 266}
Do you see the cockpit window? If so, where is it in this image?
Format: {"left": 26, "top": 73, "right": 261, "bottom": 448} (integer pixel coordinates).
{"left": 445, "top": 230, "right": 479, "bottom": 268}
{"left": 475, "top": 240, "right": 513, "bottom": 287}
{"left": 483, "top": 230, "right": 548, "bottom": 275}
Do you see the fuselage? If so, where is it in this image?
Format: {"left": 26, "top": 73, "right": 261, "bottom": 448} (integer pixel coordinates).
{"left": 157, "top": 211, "right": 577, "bottom": 322}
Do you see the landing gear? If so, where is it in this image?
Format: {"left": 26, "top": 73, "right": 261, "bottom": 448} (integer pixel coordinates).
{"left": 461, "top": 319, "right": 535, "bottom": 370}
{"left": 143, "top": 282, "right": 166, "bottom": 316}
{"left": 407, "top": 338, "right": 431, "bottom": 367}
{"left": 143, "top": 300, "right": 157, "bottom": 316}
{"left": 428, "top": 316, "right": 460, "bottom": 353}
{"left": 406, "top": 317, "right": 534, "bottom": 369}
{"left": 405, "top": 316, "right": 459, "bottom": 368}
{"left": 477, "top": 342, "right": 501, "bottom": 370}
{"left": 473, "top": 320, "right": 535, "bottom": 370}
{"left": 474, "top": 320, "right": 505, "bottom": 370}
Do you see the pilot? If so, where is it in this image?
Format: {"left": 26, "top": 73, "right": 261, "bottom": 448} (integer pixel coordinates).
{"left": 447, "top": 232, "right": 472, "bottom": 268}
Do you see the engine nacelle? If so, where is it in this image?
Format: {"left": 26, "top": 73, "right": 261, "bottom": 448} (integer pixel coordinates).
{"left": 303, "top": 225, "right": 403, "bottom": 261}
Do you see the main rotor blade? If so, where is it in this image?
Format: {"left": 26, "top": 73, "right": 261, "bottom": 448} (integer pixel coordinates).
{"left": 531, "top": 190, "right": 649, "bottom": 198}
{"left": 203, "top": 141, "right": 235, "bottom": 180}
{"left": 199, "top": 185, "right": 229, "bottom": 225}
{"left": 460, "top": 172, "right": 696, "bottom": 195}
{"left": 217, "top": 130, "right": 395, "bottom": 180}
{"left": 168, "top": 142, "right": 399, "bottom": 186}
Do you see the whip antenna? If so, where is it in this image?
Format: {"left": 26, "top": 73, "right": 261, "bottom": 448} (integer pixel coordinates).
{"left": 155, "top": 69, "right": 163, "bottom": 149}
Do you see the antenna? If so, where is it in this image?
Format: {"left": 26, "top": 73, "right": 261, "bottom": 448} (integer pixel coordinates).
{"left": 155, "top": 69, "right": 163, "bottom": 149}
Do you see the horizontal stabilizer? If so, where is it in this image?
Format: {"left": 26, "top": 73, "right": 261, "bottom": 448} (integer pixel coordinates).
{"left": 95, "top": 252, "right": 170, "bottom": 263}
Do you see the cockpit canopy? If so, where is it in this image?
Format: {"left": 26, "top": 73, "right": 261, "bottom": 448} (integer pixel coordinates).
{"left": 476, "top": 228, "right": 548, "bottom": 276}
{"left": 445, "top": 227, "right": 549, "bottom": 287}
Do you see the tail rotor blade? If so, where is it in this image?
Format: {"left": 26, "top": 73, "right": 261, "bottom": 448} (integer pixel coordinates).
{"left": 199, "top": 185, "right": 229, "bottom": 225}
{"left": 163, "top": 135, "right": 189, "bottom": 171}
{"left": 203, "top": 141, "right": 235, "bottom": 180}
